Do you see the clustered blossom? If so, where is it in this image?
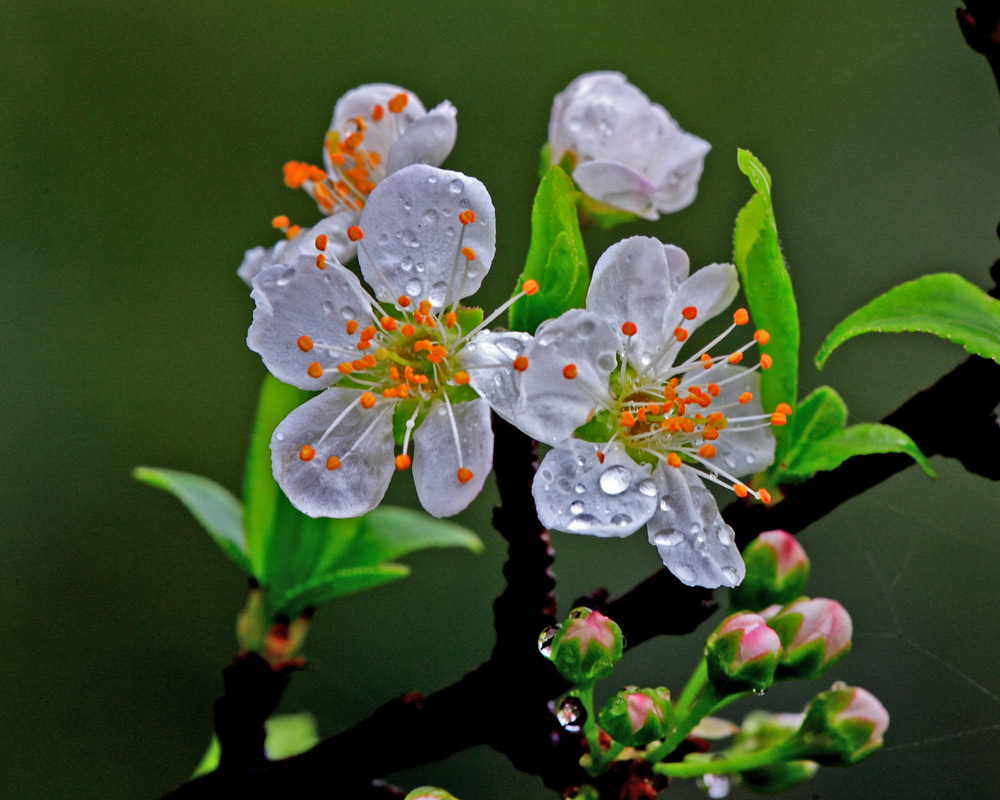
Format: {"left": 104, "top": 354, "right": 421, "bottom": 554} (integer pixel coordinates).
{"left": 240, "top": 84, "right": 457, "bottom": 284}
{"left": 521, "top": 236, "right": 782, "bottom": 588}
{"left": 248, "top": 163, "right": 536, "bottom": 519}
{"left": 548, "top": 72, "right": 710, "bottom": 220}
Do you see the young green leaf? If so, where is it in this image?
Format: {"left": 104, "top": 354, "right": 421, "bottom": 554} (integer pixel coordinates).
{"left": 133, "top": 467, "right": 250, "bottom": 573}
{"left": 769, "top": 386, "right": 935, "bottom": 483}
{"left": 242, "top": 375, "right": 312, "bottom": 579}
{"left": 192, "top": 713, "right": 319, "bottom": 778}
{"left": 341, "top": 506, "right": 483, "bottom": 567}
{"left": 272, "top": 564, "right": 411, "bottom": 617}
{"left": 815, "top": 273, "right": 1000, "bottom": 368}
{"left": 509, "top": 166, "right": 589, "bottom": 334}
{"left": 733, "top": 150, "right": 800, "bottom": 457}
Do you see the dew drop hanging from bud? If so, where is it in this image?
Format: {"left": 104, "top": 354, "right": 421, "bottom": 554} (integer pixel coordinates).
{"left": 537, "top": 625, "right": 561, "bottom": 658}
{"left": 553, "top": 695, "right": 586, "bottom": 732}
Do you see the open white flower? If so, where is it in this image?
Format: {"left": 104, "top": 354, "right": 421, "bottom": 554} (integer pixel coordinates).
{"left": 239, "top": 84, "right": 457, "bottom": 285}
{"left": 248, "top": 164, "right": 536, "bottom": 519}
{"left": 517, "top": 237, "right": 783, "bottom": 588}
{"left": 548, "top": 72, "right": 710, "bottom": 220}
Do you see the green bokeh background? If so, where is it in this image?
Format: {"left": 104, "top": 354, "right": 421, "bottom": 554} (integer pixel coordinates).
{"left": 3, "top": 2, "right": 998, "bottom": 797}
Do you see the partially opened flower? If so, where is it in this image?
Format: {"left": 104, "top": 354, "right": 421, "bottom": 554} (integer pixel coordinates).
{"left": 547, "top": 72, "right": 710, "bottom": 221}
{"left": 248, "top": 164, "right": 536, "bottom": 519}
{"left": 240, "top": 84, "right": 457, "bottom": 284}
{"left": 520, "top": 236, "right": 783, "bottom": 588}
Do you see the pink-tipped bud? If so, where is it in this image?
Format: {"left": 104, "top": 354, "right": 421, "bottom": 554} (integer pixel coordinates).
{"left": 769, "top": 597, "right": 853, "bottom": 680}
{"left": 731, "top": 530, "right": 810, "bottom": 611}
{"left": 598, "top": 686, "right": 673, "bottom": 747}
{"left": 705, "top": 612, "right": 782, "bottom": 694}
{"left": 790, "top": 683, "right": 889, "bottom": 764}
{"left": 545, "top": 608, "right": 624, "bottom": 684}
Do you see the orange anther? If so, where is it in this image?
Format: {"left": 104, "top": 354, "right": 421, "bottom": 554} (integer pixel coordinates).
{"left": 620, "top": 411, "right": 636, "bottom": 427}
{"left": 702, "top": 426, "right": 719, "bottom": 440}
{"left": 707, "top": 412, "right": 725, "bottom": 424}
{"left": 596, "top": 451, "right": 605, "bottom": 464}
{"left": 707, "top": 383, "right": 720, "bottom": 397}
{"left": 362, "top": 354, "right": 376, "bottom": 368}
{"left": 728, "top": 352, "right": 744, "bottom": 365}
{"left": 754, "top": 329, "right": 770, "bottom": 345}
{"left": 667, "top": 453, "right": 682, "bottom": 468}
{"left": 345, "top": 131, "right": 364, "bottom": 149}
{"left": 680, "top": 418, "right": 695, "bottom": 433}
{"left": 663, "top": 387, "right": 676, "bottom": 403}
{"left": 445, "top": 311, "right": 457, "bottom": 328}
{"left": 396, "top": 384, "right": 410, "bottom": 398}
{"left": 674, "top": 327, "right": 689, "bottom": 342}
{"left": 562, "top": 363, "right": 578, "bottom": 379}
{"left": 395, "top": 454, "right": 411, "bottom": 471}
{"left": 621, "top": 321, "right": 637, "bottom": 336}
{"left": 308, "top": 166, "right": 327, "bottom": 182}
{"left": 456, "top": 467, "right": 473, "bottom": 483}
{"left": 733, "top": 483, "right": 749, "bottom": 498}
{"left": 522, "top": 279, "right": 540, "bottom": 295}
{"left": 283, "top": 161, "right": 308, "bottom": 188}
{"left": 454, "top": 370, "right": 470, "bottom": 385}
{"left": 326, "top": 456, "right": 341, "bottom": 471}
{"left": 419, "top": 300, "right": 432, "bottom": 314}
{"left": 337, "top": 362, "right": 353, "bottom": 375}
{"left": 513, "top": 356, "right": 529, "bottom": 371}
{"left": 299, "top": 445, "right": 316, "bottom": 461}
{"left": 700, "top": 353, "right": 713, "bottom": 369}
{"left": 285, "top": 225, "right": 301, "bottom": 239}
{"left": 307, "top": 362, "right": 324, "bottom": 378}
{"left": 382, "top": 387, "right": 398, "bottom": 398}
{"left": 387, "top": 93, "right": 408, "bottom": 113}
{"left": 372, "top": 103, "right": 384, "bottom": 121}
{"left": 770, "top": 412, "right": 787, "bottom": 426}
{"left": 459, "top": 210, "right": 476, "bottom": 225}
{"left": 296, "top": 335, "right": 313, "bottom": 352}
{"left": 346, "top": 319, "right": 358, "bottom": 335}
{"left": 682, "top": 306, "right": 698, "bottom": 321}
{"left": 360, "top": 392, "right": 376, "bottom": 409}
{"left": 329, "top": 152, "right": 345, "bottom": 166}
{"left": 351, "top": 359, "right": 367, "bottom": 371}
{"left": 760, "top": 354, "right": 773, "bottom": 370}
{"left": 316, "top": 254, "right": 326, "bottom": 270}
{"left": 461, "top": 247, "right": 475, "bottom": 261}
{"left": 380, "top": 316, "right": 398, "bottom": 331}
{"left": 645, "top": 403, "right": 662, "bottom": 415}
{"left": 738, "top": 391, "right": 753, "bottom": 404}
{"left": 733, "top": 308, "right": 749, "bottom": 325}
{"left": 360, "top": 325, "right": 377, "bottom": 341}
{"left": 775, "top": 403, "right": 793, "bottom": 415}
{"left": 397, "top": 295, "right": 411, "bottom": 308}
{"left": 636, "top": 408, "right": 647, "bottom": 423}
{"left": 356, "top": 340, "right": 371, "bottom": 350}
{"left": 272, "top": 215, "right": 290, "bottom": 228}
{"left": 675, "top": 400, "right": 686, "bottom": 416}
{"left": 315, "top": 234, "right": 328, "bottom": 251}
{"left": 401, "top": 323, "right": 415, "bottom": 337}
{"left": 347, "top": 226, "right": 364, "bottom": 241}
{"left": 698, "top": 444, "right": 716, "bottom": 459}
{"left": 759, "top": 488, "right": 773, "bottom": 504}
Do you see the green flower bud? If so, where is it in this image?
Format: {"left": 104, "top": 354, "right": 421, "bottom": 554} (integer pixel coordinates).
{"left": 788, "top": 683, "right": 889, "bottom": 765}
{"left": 546, "top": 608, "right": 623, "bottom": 684}
{"left": 705, "top": 613, "right": 782, "bottom": 695}
{"left": 598, "top": 686, "right": 673, "bottom": 747}
{"left": 730, "top": 530, "right": 809, "bottom": 612}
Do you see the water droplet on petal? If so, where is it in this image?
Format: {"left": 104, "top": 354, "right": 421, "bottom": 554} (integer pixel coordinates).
{"left": 537, "top": 625, "right": 560, "bottom": 657}
{"left": 689, "top": 523, "right": 702, "bottom": 535}
{"left": 610, "top": 513, "right": 633, "bottom": 527}
{"left": 276, "top": 266, "right": 296, "bottom": 286}
{"left": 574, "top": 483, "right": 586, "bottom": 494}
{"left": 540, "top": 467, "right": 554, "bottom": 482}
{"left": 717, "top": 527, "right": 733, "bottom": 546}
{"left": 577, "top": 319, "right": 596, "bottom": 336}
{"left": 401, "top": 255, "right": 414, "bottom": 271}
{"left": 557, "top": 477, "right": 572, "bottom": 492}
{"left": 449, "top": 179, "right": 464, "bottom": 193}
{"left": 275, "top": 432, "right": 285, "bottom": 442}
{"left": 377, "top": 232, "right": 390, "bottom": 245}
{"left": 599, "top": 465, "right": 632, "bottom": 495}
{"left": 539, "top": 333, "right": 555, "bottom": 346}
{"left": 567, "top": 514, "right": 600, "bottom": 532}
{"left": 422, "top": 208, "right": 438, "bottom": 223}
{"left": 322, "top": 300, "right": 335, "bottom": 315}
{"left": 405, "top": 279, "right": 422, "bottom": 296}
{"left": 658, "top": 532, "right": 684, "bottom": 546}
{"left": 640, "top": 354, "right": 652, "bottom": 366}
{"left": 721, "top": 566, "right": 739, "bottom": 585}
{"left": 659, "top": 498, "right": 671, "bottom": 512}
{"left": 570, "top": 500, "right": 585, "bottom": 515}
{"left": 340, "top": 305, "right": 356, "bottom": 320}
{"left": 597, "top": 354, "right": 617, "bottom": 371}
{"left": 427, "top": 174, "right": 437, "bottom": 184}
{"left": 638, "top": 479, "right": 657, "bottom": 496}
{"left": 724, "top": 455, "right": 737, "bottom": 469}
{"left": 674, "top": 565, "right": 696, "bottom": 584}
{"left": 576, "top": 455, "right": 587, "bottom": 467}
{"left": 555, "top": 695, "right": 586, "bottom": 732}
{"left": 402, "top": 201, "right": 412, "bottom": 211}
{"left": 429, "top": 281, "right": 448, "bottom": 307}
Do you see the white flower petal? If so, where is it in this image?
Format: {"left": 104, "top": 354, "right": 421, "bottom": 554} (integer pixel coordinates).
{"left": 326, "top": 84, "right": 425, "bottom": 173}
{"left": 237, "top": 214, "right": 361, "bottom": 287}
{"left": 412, "top": 398, "right": 493, "bottom": 518}
{"left": 458, "top": 330, "right": 532, "bottom": 424}
{"left": 385, "top": 101, "right": 458, "bottom": 176}
{"left": 587, "top": 237, "right": 679, "bottom": 363}
{"left": 238, "top": 244, "right": 277, "bottom": 287}
{"left": 691, "top": 364, "right": 775, "bottom": 476}
{"left": 647, "top": 127, "right": 711, "bottom": 215}
{"left": 572, "top": 160, "right": 657, "bottom": 217}
{"left": 663, "top": 243, "right": 690, "bottom": 290}
{"left": 655, "top": 263, "right": 740, "bottom": 370}
{"left": 248, "top": 255, "right": 373, "bottom": 390}
{"left": 516, "top": 309, "right": 618, "bottom": 445}
{"left": 532, "top": 439, "right": 658, "bottom": 538}
{"left": 271, "top": 388, "right": 395, "bottom": 518}
{"left": 647, "top": 463, "right": 744, "bottom": 588}
{"left": 313, "top": 211, "right": 361, "bottom": 264}
{"left": 356, "top": 164, "right": 496, "bottom": 309}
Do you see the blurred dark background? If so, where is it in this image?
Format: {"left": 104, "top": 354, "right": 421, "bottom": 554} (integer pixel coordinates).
{"left": 2, "top": 2, "right": 998, "bottom": 798}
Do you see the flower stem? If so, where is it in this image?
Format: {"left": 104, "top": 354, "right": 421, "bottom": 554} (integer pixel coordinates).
{"left": 646, "top": 684, "right": 724, "bottom": 762}
{"left": 674, "top": 656, "right": 707, "bottom": 716}
{"left": 576, "top": 682, "right": 604, "bottom": 768}
{"left": 652, "top": 741, "right": 801, "bottom": 778}
{"left": 590, "top": 741, "right": 626, "bottom": 774}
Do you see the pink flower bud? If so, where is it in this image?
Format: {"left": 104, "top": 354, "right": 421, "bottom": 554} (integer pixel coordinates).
{"left": 758, "top": 530, "right": 808, "bottom": 578}
{"left": 547, "top": 608, "right": 624, "bottom": 683}
{"left": 792, "top": 683, "right": 889, "bottom": 764}
{"left": 770, "top": 598, "right": 852, "bottom": 679}
{"left": 599, "top": 686, "right": 673, "bottom": 746}
{"left": 731, "top": 530, "right": 810, "bottom": 611}
{"left": 836, "top": 686, "right": 889, "bottom": 746}
{"left": 706, "top": 612, "right": 782, "bottom": 694}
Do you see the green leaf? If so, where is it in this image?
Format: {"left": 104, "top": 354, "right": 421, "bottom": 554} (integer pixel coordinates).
{"left": 341, "top": 506, "right": 483, "bottom": 567}
{"left": 733, "top": 150, "right": 800, "bottom": 460}
{"left": 242, "top": 375, "right": 312, "bottom": 580}
{"left": 509, "top": 166, "right": 589, "bottom": 334}
{"left": 192, "top": 713, "right": 319, "bottom": 778}
{"left": 770, "top": 386, "right": 935, "bottom": 483}
{"left": 815, "top": 273, "right": 1000, "bottom": 368}
{"left": 134, "top": 467, "right": 250, "bottom": 573}
{"left": 271, "top": 564, "right": 411, "bottom": 617}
